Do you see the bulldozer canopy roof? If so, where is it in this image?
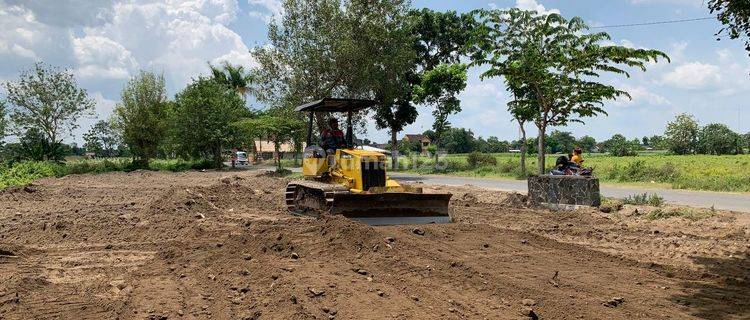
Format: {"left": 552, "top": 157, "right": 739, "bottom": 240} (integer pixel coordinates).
{"left": 295, "top": 98, "right": 377, "bottom": 112}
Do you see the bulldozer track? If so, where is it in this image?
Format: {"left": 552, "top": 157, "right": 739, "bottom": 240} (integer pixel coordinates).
{"left": 285, "top": 180, "right": 350, "bottom": 215}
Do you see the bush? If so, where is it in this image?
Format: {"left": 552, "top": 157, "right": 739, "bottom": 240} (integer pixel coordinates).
{"left": 603, "top": 134, "right": 639, "bottom": 157}
{"left": 645, "top": 208, "right": 712, "bottom": 221}
{"left": 623, "top": 193, "right": 664, "bottom": 206}
{"left": 467, "top": 152, "right": 497, "bottom": 168}
{"left": 0, "top": 158, "right": 224, "bottom": 191}
{"left": 149, "top": 158, "right": 220, "bottom": 171}
{"left": 0, "top": 161, "right": 58, "bottom": 189}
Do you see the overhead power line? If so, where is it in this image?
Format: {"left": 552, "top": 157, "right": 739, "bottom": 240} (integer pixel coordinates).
{"left": 590, "top": 17, "right": 714, "bottom": 29}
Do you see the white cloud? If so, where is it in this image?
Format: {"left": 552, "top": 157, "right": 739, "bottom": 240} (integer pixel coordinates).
{"left": 165, "top": 0, "right": 240, "bottom": 25}
{"left": 1, "top": 0, "right": 116, "bottom": 27}
{"left": 614, "top": 84, "right": 671, "bottom": 107}
{"left": 247, "top": 0, "right": 284, "bottom": 23}
{"left": 80, "top": 0, "right": 252, "bottom": 90}
{"left": 1, "top": 0, "right": 253, "bottom": 143}
{"left": 456, "top": 80, "right": 512, "bottom": 128}
{"left": 514, "top": 0, "right": 560, "bottom": 15}
{"left": 661, "top": 62, "right": 722, "bottom": 90}
{"left": 629, "top": 0, "right": 703, "bottom": 6}
{"left": 73, "top": 36, "right": 138, "bottom": 80}
{"left": 0, "top": 6, "right": 76, "bottom": 74}
{"left": 90, "top": 91, "right": 118, "bottom": 116}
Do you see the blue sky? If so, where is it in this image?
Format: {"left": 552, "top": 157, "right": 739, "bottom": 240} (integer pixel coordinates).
{"left": 1, "top": 0, "right": 748, "bottom": 145}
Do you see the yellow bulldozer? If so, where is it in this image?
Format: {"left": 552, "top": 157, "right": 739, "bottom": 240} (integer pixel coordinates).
{"left": 285, "top": 98, "right": 452, "bottom": 225}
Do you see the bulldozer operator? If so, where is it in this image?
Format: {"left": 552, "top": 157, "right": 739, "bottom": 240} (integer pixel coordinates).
{"left": 321, "top": 118, "right": 346, "bottom": 153}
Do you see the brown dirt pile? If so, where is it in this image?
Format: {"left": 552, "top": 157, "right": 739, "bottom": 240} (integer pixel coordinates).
{"left": 0, "top": 171, "right": 747, "bottom": 319}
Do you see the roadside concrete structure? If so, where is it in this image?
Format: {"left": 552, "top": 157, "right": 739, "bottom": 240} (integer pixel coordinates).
{"left": 527, "top": 175, "right": 601, "bottom": 207}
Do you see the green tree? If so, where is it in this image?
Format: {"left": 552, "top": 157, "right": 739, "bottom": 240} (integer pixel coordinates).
{"left": 0, "top": 101, "right": 7, "bottom": 149}
{"left": 649, "top": 135, "right": 667, "bottom": 150}
{"left": 413, "top": 63, "right": 468, "bottom": 161}
{"left": 233, "top": 113, "right": 305, "bottom": 171}
{"left": 252, "top": 0, "right": 376, "bottom": 130}
{"left": 113, "top": 71, "right": 169, "bottom": 167}
{"left": 358, "top": 1, "right": 416, "bottom": 170}
{"left": 709, "top": 0, "right": 750, "bottom": 57}
{"left": 744, "top": 132, "right": 750, "bottom": 150}
{"left": 473, "top": 9, "right": 668, "bottom": 174}
{"left": 665, "top": 113, "right": 699, "bottom": 155}
{"left": 173, "top": 78, "right": 248, "bottom": 167}
{"left": 208, "top": 61, "right": 253, "bottom": 100}
{"left": 486, "top": 136, "right": 510, "bottom": 153}
{"left": 441, "top": 127, "right": 476, "bottom": 154}
{"left": 697, "top": 123, "right": 742, "bottom": 155}
{"left": 3, "top": 62, "right": 95, "bottom": 161}
{"left": 83, "top": 119, "right": 121, "bottom": 157}
{"left": 16, "top": 128, "right": 54, "bottom": 161}
{"left": 603, "top": 134, "right": 638, "bottom": 157}
{"left": 547, "top": 130, "right": 576, "bottom": 154}
{"left": 577, "top": 135, "right": 597, "bottom": 153}
{"left": 502, "top": 88, "right": 537, "bottom": 175}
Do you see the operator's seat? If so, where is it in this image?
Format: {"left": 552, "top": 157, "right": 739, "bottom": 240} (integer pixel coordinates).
{"left": 304, "top": 145, "right": 325, "bottom": 159}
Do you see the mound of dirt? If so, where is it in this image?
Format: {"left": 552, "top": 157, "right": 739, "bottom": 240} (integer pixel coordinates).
{"left": 0, "top": 170, "right": 747, "bottom": 319}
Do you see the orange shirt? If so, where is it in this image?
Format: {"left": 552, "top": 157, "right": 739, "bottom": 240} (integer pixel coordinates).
{"left": 571, "top": 154, "right": 583, "bottom": 165}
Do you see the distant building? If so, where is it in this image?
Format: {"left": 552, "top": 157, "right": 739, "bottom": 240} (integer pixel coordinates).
{"left": 402, "top": 134, "right": 432, "bottom": 156}
{"left": 252, "top": 140, "right": 301, "bottom": 160}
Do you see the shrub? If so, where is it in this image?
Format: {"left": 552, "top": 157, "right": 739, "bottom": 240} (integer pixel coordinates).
{"left": 623, "top": 193, "right": 664, "bottom": 206}
{"left": 467, "top": 152, "right": 497, "bottom": 168}
{"left": 645, "top": 208, "right": 712, "bottom": 221}
{"left": 0, "top": 161, "right": 57, "bottom": 189}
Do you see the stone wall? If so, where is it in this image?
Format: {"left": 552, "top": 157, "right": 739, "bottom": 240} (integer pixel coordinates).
{"left": 527, "top": 175, "right": 601, "bottom": 207}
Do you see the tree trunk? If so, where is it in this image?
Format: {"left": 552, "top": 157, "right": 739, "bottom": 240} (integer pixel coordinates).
{"left": 537, "top": 124, "right": 546, "bottom": 174}
{"left": 274, "top": 142, "right": 282, "bottom": 171}
{"left": 433, "top": 138, "right": 440, "bottom": 164}
{"left": 519, "top": 121, "right": 527, "bottom": 176}
{"left": 390, "top": 129, "right": 398, "bottom": 170}
{"left": 250, "top": 139, "right": 257, "bottom": 163}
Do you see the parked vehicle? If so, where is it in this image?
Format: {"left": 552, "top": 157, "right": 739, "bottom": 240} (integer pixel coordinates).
{"left": 236, "top": 151, "right": 249, "bottom": 165}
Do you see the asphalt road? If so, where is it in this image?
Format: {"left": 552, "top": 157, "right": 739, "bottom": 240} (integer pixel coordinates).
{"left": 389, "top": 172, "right": 750, "bottom": 213}
{"left": 244, "top": 164, "right": 750, "bottom": 213}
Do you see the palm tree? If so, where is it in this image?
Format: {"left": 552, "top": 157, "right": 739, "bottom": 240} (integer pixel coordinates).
{"left": 208, "top": 62, "right": 253, "bottom": 100}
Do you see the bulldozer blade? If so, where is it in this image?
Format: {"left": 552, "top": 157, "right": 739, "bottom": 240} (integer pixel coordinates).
{"left": 329, "top": 192, "right": 452, "bottom": 226}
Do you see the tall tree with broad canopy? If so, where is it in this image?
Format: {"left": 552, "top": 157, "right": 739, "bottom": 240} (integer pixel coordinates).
{"left": 413, "top": 63, "right": 468, "bottom": 162}
{"left": 0, "top": 101, "right": 7, "bottom": 148}
{"left": 709, "top": 0, "right": 750, "bottom": 58}
{"left": 253, "top": 2, "right": 476, "bottom": 169}
{"left": 254, "top": 0, "right": 418, "bottom": 169}
{"left": 473, "top": 9, "right": 669, "bottom": 173}
{"left": 697, "top": 123, "right": 743, "bottom": 155}
{"left": 504, "top": 83, "right": 537, "bottom": 175}
{"left": 233, "top": 110, "right": 305, "bottom": 171}
{"left": 665, "top": 113, "right": 699, "bottom": 155}
{"left": 577, "top": 135, "right": 597, "bottom": 153}
{"left": 2, "top": 62, "right": 95, "bottom": 161}
{"left": 208, "top": 62, "right": 254, "bottom": 100}
{"left": 113, "top": 71, "right": 169, "bottom": 167}
{"left": 83, "top": 119, "right": 121, "bottom": 157}
{"left": 374, "top": 9, "right": 478, "bottom": 169}
{"left": 172, "top": 78, "right": 249, "bottom": 167}
{"left": 252, "top": 0, "right": 371, "bottom": 129}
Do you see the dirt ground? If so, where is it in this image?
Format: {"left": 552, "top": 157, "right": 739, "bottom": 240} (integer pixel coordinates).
{"left": 0, "top": 170, "right": 747, "bottom": 320}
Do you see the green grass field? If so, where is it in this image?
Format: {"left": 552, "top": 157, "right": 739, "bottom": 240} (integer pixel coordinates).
{"left": 392, "top": 152, "right": 750, "bottom": 193}
{"left": 6, "top": 153, "right": 748, "bottom": 193}
{"left": 0, "top": 158, "right": 217, "bottom": 190}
